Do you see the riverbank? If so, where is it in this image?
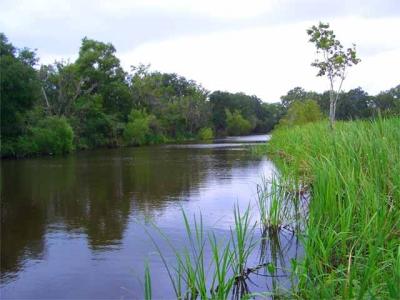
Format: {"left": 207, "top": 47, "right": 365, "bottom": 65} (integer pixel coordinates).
{"left": 1, "top": 132, "right": 269, "bottom": 159}
{"left": 267, "top": 117, "right": 400, "bottom": 298}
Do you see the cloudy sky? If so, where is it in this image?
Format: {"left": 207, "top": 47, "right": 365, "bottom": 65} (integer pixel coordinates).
{"left": 1, "top": 0, "right": 399, "bottom": 102}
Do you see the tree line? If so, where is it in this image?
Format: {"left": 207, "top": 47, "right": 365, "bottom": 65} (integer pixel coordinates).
{"left": 1, "top": 33, "right": 399, "bottom": 157}
{"left": 278, "top": 85, "right": 399, "bottom": 127}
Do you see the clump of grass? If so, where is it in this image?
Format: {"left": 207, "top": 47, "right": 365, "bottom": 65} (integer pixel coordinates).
{"left": 268, "top": 117, "right": 400, "bottom": 298}
{"left": 257, "top": 175, "right": 307, "bottom": 235}
{"left": 230, "top": 205, "right": 257, "bottom": 299}
{"left": 145, "top": 206, "right": 261, "bottom": 299}
{"left": 144, "top": 198, "right": 304, "bottom": 299}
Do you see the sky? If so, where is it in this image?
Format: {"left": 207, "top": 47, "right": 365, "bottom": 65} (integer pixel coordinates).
{"left": 1, "top": 0, "right": 399, "bottom": 102}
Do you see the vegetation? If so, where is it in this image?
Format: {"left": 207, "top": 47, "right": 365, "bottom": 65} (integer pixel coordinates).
{"left": 278, "top": 99, "right": 323, "bottom": 127}
{"left": 268, "top": 118, "right": 400, "bottom": 298}
{"left": 225, "top": 109, "right": 253, "bottom": 136}
{"left": 143, "top": 117, "right": 400, "bottom": 299}
{"left": 1, "top": 33, "right": 398, "bottom": 158}
{"left": 197, "top": 127, "right": 214, "bottom": 140}
{"left": 0, "top": 34, "right": 283, "bottom": 158}
{"left": 280, "top": 85, "right": 400, "bottom": 121}
{"left": 307, "top": 22, "right": 361, "bottom": 128}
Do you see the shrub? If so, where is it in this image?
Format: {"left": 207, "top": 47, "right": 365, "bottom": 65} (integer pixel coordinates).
{"left": 197, "top": 127, "right": 214, "bottom": 140}
{"left": 14, "top": 136, "right": 38, "bottom": 157}
{"left": 32, "top": 116, "right": 74, "bottom": 154}
{"left": 225, "top": 109, "right": 252, "bottom": 136}
{"left": 123, "top": 109, "right": 163, "bottom": 146}
{"left": 278, "top": 99, "right": 323, "bottom": 127}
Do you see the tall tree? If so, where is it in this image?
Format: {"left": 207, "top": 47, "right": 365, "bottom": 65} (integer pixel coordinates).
{"left": 0, "top": 33, "right": 40, "bottom": 139}
{"left": 307, "top": 22, "right": 360, "bottom": 128}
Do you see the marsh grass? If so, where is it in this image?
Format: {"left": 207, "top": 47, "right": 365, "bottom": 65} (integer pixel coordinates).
{"left": 144, "top": 207, "right": 261, "bottom": 299}
{"left": 268, "top": 117, "right": 400, "bottom": 298}
{"left": 143, "top": 195, "right": 302, "bottom": 299}
{"left": 143, "top": 177, "right": 304, "bottom": 299}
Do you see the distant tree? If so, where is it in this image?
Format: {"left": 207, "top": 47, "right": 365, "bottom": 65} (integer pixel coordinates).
{"left": 123, "top": 109, "right": 163, "bottom": 145}
{"left": 256, "top": 102, "right": 285, "bottom": 132}
{"left": 209, "top": 91, "right": 264, "bottom": 134}
{"left": 336, "top": 87, "right": 371, "bottom": 120}
{"left": 279, "top": 100, "right": 323, "bottom": 127}
{"left": 280, "top": 87, "right": 308, "bottom": 108}
{"left": 372, "top": 84, "right": 400, "bottom": 116}
{"left": 307, "top": 22, "right": 360, "bottom": 128}
{"left": 225, "top": 109, "right": 253, "bottom": 136}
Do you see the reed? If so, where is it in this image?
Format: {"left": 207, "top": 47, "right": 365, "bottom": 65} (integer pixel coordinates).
{"left": 268, "top": 117, "right": 400, "bottom": 298}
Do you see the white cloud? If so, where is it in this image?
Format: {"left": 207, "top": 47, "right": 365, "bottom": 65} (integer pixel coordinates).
{"left": 98, "top": 0, "right": 276, "bottom": 19}
{"left": 119, "top": 17, "right": 400, "bottom": 101}
{"left": 2, "top": 0, "right": 398, "bottom": 101}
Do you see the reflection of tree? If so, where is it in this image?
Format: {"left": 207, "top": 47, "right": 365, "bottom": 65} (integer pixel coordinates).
{"left": 1, "top": 161, "right": 47, "bottom": 282}
{"left": 1, "top": 145, "right": 263, "bottom": 280}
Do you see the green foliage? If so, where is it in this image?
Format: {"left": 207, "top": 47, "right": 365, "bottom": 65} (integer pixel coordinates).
{"left": 0, "top": 33, "right": 40, "bottom": 139}
{"left": 209, "top": 91, "right": 279, "bottom": 134}
{"left": 1, "top": 33, "right": 398, "bottom": 158}
{"left": 278, "top": 99, "right": 323, "bottom": 127}
{"left": 31, "top": 116, "right": 74, "bottom": 155}
{"left": 197, "top": 127, "right": 214, "bottom": 140}
{"left": 71, "top": 94, "right": 116, "bottom": 149}
{"left": 280, "top": 86, "right": 321, "bottom": 108}
{"left": 123, "top": 109, "right": 164, "bottom": 146}
{"left": 268, "top": 118, "right": 400, "bottom": 298}
{"left": 307, "top": 22, "right": 361, "bottom": 126}
{"left": 225, "top": 109, "right": 253, "bottom": 136}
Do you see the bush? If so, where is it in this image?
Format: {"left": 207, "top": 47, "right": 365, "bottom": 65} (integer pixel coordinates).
{"left": 225, "top": 109, "right": 252, "bottom": 136}
{"left": 14, "top": 136, "right": 38, "bottom": 157}
{"left": 32, "top": 116, "right": 74, "bottom": 154}
{"left": 278, "top": 99, "right": 323, "bottom": 127}
{"left": 123, "top": 109, "right": 164, "bottom": 146}
{"left": 197, "top": 127, "right": 214, "bottom": 140}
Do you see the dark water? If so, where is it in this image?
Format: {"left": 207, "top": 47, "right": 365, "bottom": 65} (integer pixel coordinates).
{"left": 1, "top": 135, "right": 301, "bottom": 299}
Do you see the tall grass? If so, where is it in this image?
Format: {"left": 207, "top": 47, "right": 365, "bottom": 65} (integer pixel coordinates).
{"left": 144, "top": 191, "right": 300, "bottom": 299}
{"left": 268, "top": 117, "right": 400, "bottom": 298}
{"left": 145, "top": 207, "right": 261, "bottom": 299}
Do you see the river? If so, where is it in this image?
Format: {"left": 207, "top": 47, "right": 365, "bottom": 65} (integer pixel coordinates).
{"left": 1, "top": 135, "right": 301, "bottom": 299}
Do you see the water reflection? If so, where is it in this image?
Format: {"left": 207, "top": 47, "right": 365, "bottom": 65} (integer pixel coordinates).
{"left": 1, "top": 135, "right": 291, "bottom": 298}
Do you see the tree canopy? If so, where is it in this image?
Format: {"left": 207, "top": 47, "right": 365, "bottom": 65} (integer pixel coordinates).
{"left": 1, "top": 33, "right": 398, "bottom": 158}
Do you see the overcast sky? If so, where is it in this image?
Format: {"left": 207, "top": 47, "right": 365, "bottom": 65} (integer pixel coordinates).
{"left": 1, "top": 0, "right": 399, "bottom": 102}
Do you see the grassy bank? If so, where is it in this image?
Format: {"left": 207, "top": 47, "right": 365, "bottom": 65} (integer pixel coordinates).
{"left": 268, "top": 118, "right": 400, "bottom": 298}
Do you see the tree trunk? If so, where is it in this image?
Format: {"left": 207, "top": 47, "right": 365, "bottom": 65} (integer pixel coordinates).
{"left": 329, "top": 90, "right": 335, "bottom": 129}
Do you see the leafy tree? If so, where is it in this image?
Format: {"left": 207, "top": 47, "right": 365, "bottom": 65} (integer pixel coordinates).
{"left": 372, "top": 85, "right": 400, "bottom": 116}
{"left": 70, "top": 94, "right": 115, "bottom": 149}
{"left": 336, "top": 87, "right": 371, "bottom": 120}
{"left": 279, "top": 100, "right": 323, "bottom": 127}
{"left": 209, "top": 91, "right": 266, "bottom": 134}
{"left": 0, "top": 33, "right": 40, "bottom": 139}
{"left": 256, "top": 102, "right": 285, "bottom": 132}
{"left": 75, "top": 38, "right": 130, "bottom": 119}
{"left": 123, "top": 109, "right": 164, "bottom": 146}
{"left": 129, "top": 66, "right": 209, "bottom": 138}
{"left": 280, "top": 87, "right": 322, "bottom": 108}
{"left": 307, "top": 22, "right": 360, "bottom": 128}
{"left": 225, "top": 109, "right": 253, "bottom": 136}
{"left": 39, "top": 62, "right": 86, "bottom": 116}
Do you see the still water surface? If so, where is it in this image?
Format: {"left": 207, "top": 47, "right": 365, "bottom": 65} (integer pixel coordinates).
{"left": 1, "top": 135, "right": 300, "bottom": 299}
